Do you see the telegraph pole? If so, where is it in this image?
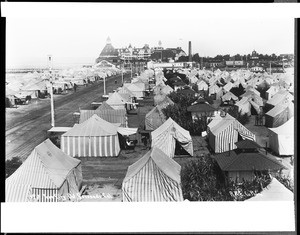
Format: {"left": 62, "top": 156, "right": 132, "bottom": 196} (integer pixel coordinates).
{"left": 103, "top": 74, "right": 106, "bottom": 95}
{"left": 48, "top": 55, "right": 55, "bottom": 127}
{"left": 121, "top": 61, "right": 124, "bottom": 85}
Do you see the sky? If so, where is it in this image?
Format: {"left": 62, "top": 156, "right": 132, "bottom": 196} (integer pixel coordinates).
{"left": 3, "top": 3, "right": 297, "bottom": 69}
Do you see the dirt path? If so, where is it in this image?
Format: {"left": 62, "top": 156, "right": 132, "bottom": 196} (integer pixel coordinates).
{"left": 5, "top": 73, "right": 131, "bottom": 161}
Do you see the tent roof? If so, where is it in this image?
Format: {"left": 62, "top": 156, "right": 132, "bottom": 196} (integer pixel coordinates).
{"left": 187, "top": 102, "right": 217, "bottom": 112}
{"left": 96, "top": 101, "right": 114, "bottom": 111}
{"left": 208, "top": 113, "right": 236, "bottom": 135}
{"left": 177, "top": 87, "right": 196, "bottom": 96}
{"left": 151, "top": 117, "right": 190, "bottom": 141}
{"left": 79, "top": 109, "right": 127, "bottom": 126}
{"left": 63, "top": 114, "right": 118, "bottom": 137}
{"left": 266, "top": 90, "right": 294, "bottom": 106}
{"left": 117, "top": 86, "right": 135, "bottom": 97}
{"left": 221, "top": 91, "right": 238, "bottom": 101}
{"left": 213, "top": 150, "right": 286, "bottom": 172}
{"left": 123, "top": 147, "right": 181, "bottom": 183}
{"left": 268, "top": 117, "right": 294, "bottom": 135}
{"left": 235, "top": 139, "right": 262, "bottom": 149}
{"left": 6, "top": 139, "right": 81, "bottom": 188}
{"left": 246, "top": 178, "right": 293, "bottom": 201}
{"left": 266, "top": 102, "right": 293, "bottom": 117}
{"left": 106, "top": 92, "right": 127, "bottom": 106}
{"left": 117, "top": 127, "right": 138, "bottom": 136}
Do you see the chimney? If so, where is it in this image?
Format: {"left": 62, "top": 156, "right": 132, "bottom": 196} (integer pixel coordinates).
{"left": 188, "top": 41, "right": 192, "bottom": 62}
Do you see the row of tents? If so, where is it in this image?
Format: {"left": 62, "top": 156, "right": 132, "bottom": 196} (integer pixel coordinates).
{"left": 6, "top": 63, "right": 122, "bottom": 107}
{"left": 6, "top": 66, "right": 293, "bottom": 202}
{"left": 6, "top": 67, "right": 193, "bottom": 202}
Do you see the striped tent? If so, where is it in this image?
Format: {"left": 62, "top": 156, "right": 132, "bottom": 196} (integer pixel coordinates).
{"left": 61, "top": 114, "right": 121, "bottom": 157}
{"left": 122, "top": 147, "right": 183, "bottom": 202}
{"left": 265, "top": 102, "right": 294, "bottom": 128}
{"left": 96, "top": 101, "right": 114, "bottom": 111}
{"left": 106, "top": 92, "right": 127, "bottom": 110}
{"left": 5, "top": 184, "right": 32, "bottom": 202}
{"left": 79, "top": 109, "right": 127, "bottom": 127}
{"left": 6, "top": 139, "right": 82, "bottom": 202}
{"left": 145, "top": 105, "right": 166, "bottom": 131}
{"left": 265, "top": 90, "right": 294, "bottom": 112}
{"left": 117, "top": 86, "right": 135, "bottom": 98}
{"left": 151, "top": 118, "right": 193, "bottom": 158}
{"left": 124, "top": 83, "right": 145, "bottom": 98}
{"left": 207, "top": 113, "right": 256, "bottom": 153}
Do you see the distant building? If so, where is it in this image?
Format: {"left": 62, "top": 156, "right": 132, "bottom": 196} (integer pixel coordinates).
{"left": 250, "top": 49, "right": 259, "bottom": 60}
{"left": 250, "top": 66, "right": 264, "bottom": 73}
{"left": 225, "top": 60, "right": 244, "bottom": 67}
{"left": 95, "top": 37, "right": 120, "bottom": 64}
{"left": 165, "top": 47, "right": 187, "bottom": 61}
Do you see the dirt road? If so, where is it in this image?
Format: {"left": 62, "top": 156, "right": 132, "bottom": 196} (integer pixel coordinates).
{"left": 5, "top": 73, "right": 131, "bottom": 161}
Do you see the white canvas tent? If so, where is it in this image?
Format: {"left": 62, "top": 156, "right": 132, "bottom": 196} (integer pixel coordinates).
{"left": 151, "top": 118, "right": 193, "bottom": 158}
{"left": 6, "top": 139, "right": 82, "bottom": 202}
{"left": 246, "top": 178, "right": 293, "bottom": 201}
{"left": 122, "top": 147, "right": 183, "bottom": 202}
{"left": 221, "top": 91, "right": 238, "bottom": 102}
{"left": 197, "top": 80, "right": 209, "bottom": 91}
{"left": 235, "top": 97, "right": 252, "bottom": 116}
{"left": 268, "top": 117, "right": 294, "bottom": 155}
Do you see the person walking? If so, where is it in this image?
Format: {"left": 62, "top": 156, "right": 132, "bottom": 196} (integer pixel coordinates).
{"left": 74, "top": 83, "right": 77, "bottom": 92}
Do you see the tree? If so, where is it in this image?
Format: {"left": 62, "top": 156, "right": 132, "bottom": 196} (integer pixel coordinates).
{"left": 177, "top": 55, "right": 189, "bottom": 62}
{"left": 192, "top": 53, "right": 201, "bottom": 63}
{"left": 191, "top": 83, "right": 199, "bottom": 93}
{"left": 227, "top": 106, "right": 250, "bottom": 125}
{"left": 161, "top": 92, "right": 199, "bottom": 132}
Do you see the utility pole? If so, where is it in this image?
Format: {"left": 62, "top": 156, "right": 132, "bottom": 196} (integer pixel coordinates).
{"left": 121, "top": 61, "right": 124, "bottom": 85}
{"left": 103, "top": 74, "right": 106, "bottom": 95}
{"left": 269, "top": 61, "right": 272, "bottom": 75}
{"left": 131, "top": 62, "right": 133, "bottom": 79}
{"left": 48, "top": 55, "right": 55, "bottom": 127}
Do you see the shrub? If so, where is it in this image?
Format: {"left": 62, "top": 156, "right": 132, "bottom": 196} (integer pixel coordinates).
{"left": 181, "top": 156, "right": 231, "bottom": 201}
{"left": 5, "top": 157, "right": 23, "bottom": 178}
{"left": 274, "top": 173, "right": 294, "bottom": 192}
{"left": 181, "top": 156, "right": 272, "bottom": 201}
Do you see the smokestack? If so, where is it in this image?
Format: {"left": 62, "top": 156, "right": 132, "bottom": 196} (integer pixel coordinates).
{"left": 188, "top": 41, "right": 192, "bottom": 62}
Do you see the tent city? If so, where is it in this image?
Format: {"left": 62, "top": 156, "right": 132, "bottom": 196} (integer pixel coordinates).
{"left": 5, "top": 16, "right": 295, "bottom": 203}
